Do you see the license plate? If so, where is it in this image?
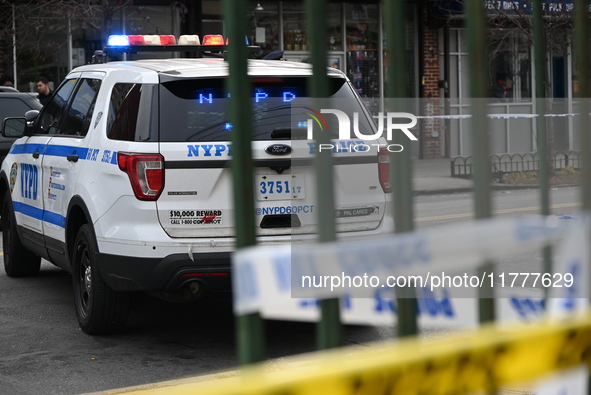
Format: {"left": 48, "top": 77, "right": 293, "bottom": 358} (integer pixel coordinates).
{"left": 256, "top": 174, "right": 305, "bottom": 201}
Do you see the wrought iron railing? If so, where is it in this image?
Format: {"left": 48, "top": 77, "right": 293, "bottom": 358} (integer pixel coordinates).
{"left": 451, "top": 151, "right": 581, "bottom": 182}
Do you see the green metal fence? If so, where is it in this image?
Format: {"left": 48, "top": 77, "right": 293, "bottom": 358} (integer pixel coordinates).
{"left": 222, "top": 0, "right": 591, "bottom": 366}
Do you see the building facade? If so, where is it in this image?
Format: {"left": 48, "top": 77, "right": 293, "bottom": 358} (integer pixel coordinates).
{"left": 0, "top": 0, "right": 578, "bottom": 158}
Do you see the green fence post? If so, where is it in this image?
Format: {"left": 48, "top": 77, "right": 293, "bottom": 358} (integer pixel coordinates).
{"left": 464, "top": 0, "right": 495, "bottom": 323}
{"left": 574, "top": 0, "right": 591, "bottom": 212}
{"left": 383, "top": 0, "right": 418, "bottom": 338}
{"left": 532, "top": 0, "right": 552, "bottom": 300}
{"left": 305, "top": 0, "right": 342, "bottom": 350}
{"left": 573, "top": 2, "right": 591, "bottom": 393}
{"left": 223, "top": 0, "right": 264, "bottom": 365}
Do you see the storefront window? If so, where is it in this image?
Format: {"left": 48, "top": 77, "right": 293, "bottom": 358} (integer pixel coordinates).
{"left": 282, "top": 2, "right": 342, "bottom": 53}
{"left": 327, "top": 6, "right": 343, "bottom": 52}
{"left": 282, "top": 2, "right": 307, "bottom": 51}
{"left": 248, "top": 2, "right": 280, "bottom": 56}
{"left": 345, "top": 3, "right": 380, "bottom": 110}
{"left": 488, "top": 31, "right": 532, "bottom": 101}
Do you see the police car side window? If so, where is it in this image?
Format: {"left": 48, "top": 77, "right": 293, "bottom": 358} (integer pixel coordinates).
{"left": 107, "top": 83, "right": 150, "bottom": 141}
{"left": 60, "top": 78, "right": 102, "bottom": 137}
{"left": 38, "top": 79, "right": 78, "bottom": 135}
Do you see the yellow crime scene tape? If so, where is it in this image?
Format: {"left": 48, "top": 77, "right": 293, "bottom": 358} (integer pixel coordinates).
{"left": 112, "top": 314, "right": 591, "bottom": 395}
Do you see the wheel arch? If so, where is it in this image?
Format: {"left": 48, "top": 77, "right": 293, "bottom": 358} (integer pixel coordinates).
{"left": 66, "top": 196, "right": 93, "bottom": 264}
{"left": 0, "top": 171, "right": 9, "bottom": 212}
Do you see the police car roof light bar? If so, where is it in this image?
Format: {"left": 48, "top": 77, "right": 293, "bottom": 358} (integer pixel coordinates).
{"left": 92, "top": 34, "right": 259, "bottom": 63}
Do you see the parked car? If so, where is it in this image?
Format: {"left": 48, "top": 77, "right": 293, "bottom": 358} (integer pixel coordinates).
{"left": 0, "top": 91, "right": 42, "bottom": 166}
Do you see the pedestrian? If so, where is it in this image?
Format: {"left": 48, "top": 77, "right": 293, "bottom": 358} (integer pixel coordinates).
{"left": 36, "top": 76, "right": 53, "bottom": 105}
{"left": 492, "top": 76, "right": 513, "bottom": 102}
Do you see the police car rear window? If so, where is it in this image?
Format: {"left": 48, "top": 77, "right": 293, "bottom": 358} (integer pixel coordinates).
{"left": 159, "top": 77, "right": 374, "bottom": 142}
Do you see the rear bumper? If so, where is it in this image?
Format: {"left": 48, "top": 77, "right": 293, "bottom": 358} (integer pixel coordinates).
{"left": 95, "top": 251, "right": 232, "bottom": 292}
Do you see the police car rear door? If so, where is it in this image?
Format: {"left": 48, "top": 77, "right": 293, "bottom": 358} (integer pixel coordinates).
{"left": 41, "top": 73, "right": 103, "bottom": 253}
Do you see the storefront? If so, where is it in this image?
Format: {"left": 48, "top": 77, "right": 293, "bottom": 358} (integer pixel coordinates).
{"left": 430, "top": 0, "right": 580, "bottom": 157}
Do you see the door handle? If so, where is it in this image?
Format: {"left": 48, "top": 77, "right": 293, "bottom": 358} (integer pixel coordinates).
{"left": 67, "top": 155, "right": 79, "bottom": 163}
{"left": 32, "top": 152, "right": 40, "bottom": 159}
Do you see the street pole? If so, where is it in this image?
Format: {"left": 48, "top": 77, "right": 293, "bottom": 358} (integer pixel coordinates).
{"left": 12, "top": 4, "right": 17, "bottom": 88}
{"left": 67, "top": 17, "right": 73, "bottom": 72}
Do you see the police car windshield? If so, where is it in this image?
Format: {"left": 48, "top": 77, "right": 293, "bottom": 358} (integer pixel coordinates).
{"left": 159, "top": 77, "right": 375, "bottom": 142}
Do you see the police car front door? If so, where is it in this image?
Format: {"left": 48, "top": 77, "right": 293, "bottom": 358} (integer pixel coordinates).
{"left": 12, "top": 78, "right": 79, "bottom": 235}
{"left": 12, "top": 135, "right": 49, "bottom": 234}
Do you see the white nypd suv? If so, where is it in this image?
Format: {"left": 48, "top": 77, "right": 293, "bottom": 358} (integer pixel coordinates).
{"left": 0, "top": 34, "right": 393, "bottom": 334}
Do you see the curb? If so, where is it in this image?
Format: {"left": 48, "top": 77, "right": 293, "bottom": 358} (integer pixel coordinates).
{"left": 413, "top": 182, "right": 579, "bottom": 196}
{"left": 84, "top": 370, "right": 240, "bottom": 395}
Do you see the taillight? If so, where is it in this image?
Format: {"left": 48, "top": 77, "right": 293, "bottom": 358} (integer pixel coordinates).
{"left": 117, "top": 153, "right": 164, "bottom": 201}
{"left": 378, "top": 148, "right": 392, "bottom": 193}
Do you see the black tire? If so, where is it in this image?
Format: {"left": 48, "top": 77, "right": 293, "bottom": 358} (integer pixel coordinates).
{"left": 2, "top": 190, "right": 41, "bottom": 277}
{"left": 72, "top": 224, "right": 130, "bottom": 334}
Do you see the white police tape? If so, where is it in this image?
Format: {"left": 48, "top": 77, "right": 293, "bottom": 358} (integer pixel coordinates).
{"left": 534, "top": 366, "right": 589, "bottom": 395}
{"left": 408, "top": 113, "right": 580, "bottom": 120}
{"left": 547, "top": 220, "right": 591, "bottom": 316}
{"left": 258, "top": 285, "right": 546, "bottom": 328}
{"left": 232, "top": 215, "right": 588, "bottom": 317}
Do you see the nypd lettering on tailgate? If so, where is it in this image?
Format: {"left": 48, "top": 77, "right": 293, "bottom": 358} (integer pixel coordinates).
{"left": 187, "top": 144, "right": 232, "bottom": 157}
{"left": 169, "top": 210, "right": 222, "bottom": 225}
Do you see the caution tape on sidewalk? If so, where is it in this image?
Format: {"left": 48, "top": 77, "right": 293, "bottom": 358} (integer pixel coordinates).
{"left": 126, "top": 314, "right": 591, "bottom": 395}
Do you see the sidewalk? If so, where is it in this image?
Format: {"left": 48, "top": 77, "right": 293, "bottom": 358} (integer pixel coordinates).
{"left": 412, "top": 157, "right": 568, "bottom": 195}
{"left": 413, "top": 158, "right": 473, "bottom": 195}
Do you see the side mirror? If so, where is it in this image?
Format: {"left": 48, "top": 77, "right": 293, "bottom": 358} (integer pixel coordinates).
{"left": 24, "top": 109, "right": 39, "bottom": 124}
{"left": 23, "top": 110, "right": 39, "bottom": 136}
{"left": 2, "top": 118, "right": 26, "bottom": 138}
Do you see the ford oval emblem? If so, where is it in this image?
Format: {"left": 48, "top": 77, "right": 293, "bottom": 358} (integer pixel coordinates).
{"left": 265, "top": 144, "right": 292, "bottom": 156}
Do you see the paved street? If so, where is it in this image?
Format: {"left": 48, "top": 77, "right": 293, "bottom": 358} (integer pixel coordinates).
{"left": 0, "top": 184, "right": 581, "bottom": 394}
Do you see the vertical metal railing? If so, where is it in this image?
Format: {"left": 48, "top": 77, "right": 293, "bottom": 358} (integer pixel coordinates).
{"left": 464, "top": 0, "right": 495, "bottom": 323}
{"left": 223, "top": 0, "right": 264, "bottom": 365}
{"left": 305, "top": 0, "right": 342, "bottom": 350}
{"left": 532, "top": 0, "right": 552, "bottom": 300}
{"left": 572, "top": 1, "right": 591, "bottom": 392}
{"left": 575, "top": 0, "right": 591, "bottom": 213}
{"left": 383, "top": 0, "right": 418, "bottom": 337}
